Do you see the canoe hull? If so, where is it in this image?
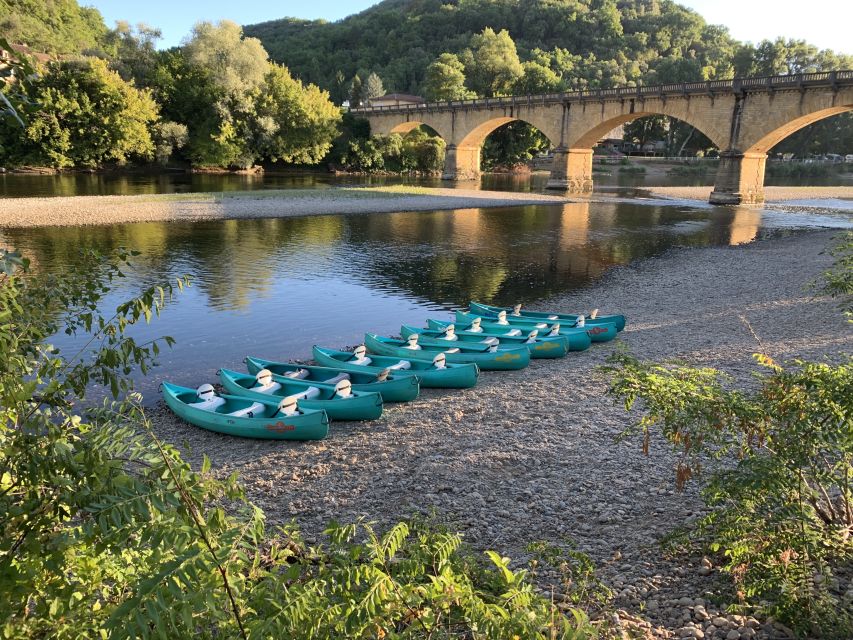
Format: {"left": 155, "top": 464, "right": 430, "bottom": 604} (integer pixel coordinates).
{"left": 161, "top": 382, "right": 329, "bottom": 440}
{"left": 469, "top": 301, "right": 626, "bottom": 332}
{"left": 401, "top": 324, "right": 569, "bottom": 359}
{"left": 312, "top": 346, "right": 479, "bottom": 389}
{"left": 245, "top": 356, "right": 420, "bottom": 403}
{"left": 365, "top": 333, "right": 530, "bottom": 371}
{"left": 219, "top": 369, "right": 383, "bottom": 421}
{"left": 453, "top": 311, "right": 594, "bottom": 350}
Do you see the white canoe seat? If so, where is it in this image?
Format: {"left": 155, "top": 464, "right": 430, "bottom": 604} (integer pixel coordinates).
{"left": 524, "top": 329, "right": 539, "bottom": 344}
{"left": 283, "top": 386, "right": 322, "bottom": 404}
{"left": 227, "top": 401, "right": 266, "bottom": 418}
{"left": 496, "top": 310, "right": 508, "bottom": 325}
{"left": 503, "top": 329, "right": 522, "bottom": 337}
{"left": 253, "top": 369, "right": 282, "bottom": 394}
{"left": 548, "top": 323, "right": 561, "bottom": 337}
{"left": 190, "top": 384, "right": 226, "bottom": 412}
{"left": 467, "top": 318, "right": 483, "bottom": 332}
{"left": 547, "top": 315, "right": 559, "bottom": 320}
{"left": 284, "top": 368, "right": 311, "bottom": 380}
{"left": 432, "top": 353, "right": 447, "bottom": 369}
{"left": 481, "top": 337, "right": 499, "bottom": 346}
{"left": 535, "top": 323, "right": 548, "bottom": 329}
{"left": 590, "top": 308, "right": 599, "bottom": 319}
{"left": 334, "top": 379, "right": 353, "bottom": 398}
{"left": 575, "top": 315, "right": 586, "bottom": 328}
{"left": 376, "top": 368, "right": 391, "bottom": 381}
{"left": 350, "top": 345, "right": 372, "bottom": 366}
{"left": 441, "top": 325, "right": 457, "bottom": 340}
{"left": 277, "top": 396, "right": 299, "bottom": 416}
{"left": 323, "top": 372, "right": 351, "bottom": 385}
{"left": 444, "top": 348, "right": 460, "bottom": 354}
{"left": 512, "top": 304, "right": 522, "bottom": 316}
{"left": 404, "top": 334, "right": 422, "bottom": 350}
{"left": 386, "top": 360, "right": 412, "bottom": 371}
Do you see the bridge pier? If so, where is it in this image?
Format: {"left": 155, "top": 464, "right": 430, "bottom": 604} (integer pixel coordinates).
{"left": 442, "top": 144, "right": 481, "bottom": 181}
{"left": 546, "top": 147, "right": 594, "bottom": 193}
{"left": 709, "top": 151, "right": 767, "bottom": 205}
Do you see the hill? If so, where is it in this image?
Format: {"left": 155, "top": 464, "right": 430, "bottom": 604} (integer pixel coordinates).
{"left": 245, "top": 0, "right": 746, "bottom": 102}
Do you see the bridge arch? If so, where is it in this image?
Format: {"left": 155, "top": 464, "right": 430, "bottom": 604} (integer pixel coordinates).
{"left": 744, "top": 105, "right": 853, "bottom": 155}
{"left": 383, "top": 120, "right": 449, "bottom": 142}
{"left": 568, "top": 111, "right": 729, "bottom": 151}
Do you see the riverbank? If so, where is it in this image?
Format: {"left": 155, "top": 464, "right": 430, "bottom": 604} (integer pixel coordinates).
{"left": 149, "top": 228, "right": 851, "bottom": 638}
{"left": 0, "top": 185, "right": 576, "bottom": 228}
{"left": 648, "top": 185, "right": 853, "bottom": 202}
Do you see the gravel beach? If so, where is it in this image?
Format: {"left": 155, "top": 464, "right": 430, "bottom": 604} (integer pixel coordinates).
{"left": 0, "top": 186, "right": 575, "bottom": 228}
{"left": 149, "top": 228, "right": 852, "bottom": 637}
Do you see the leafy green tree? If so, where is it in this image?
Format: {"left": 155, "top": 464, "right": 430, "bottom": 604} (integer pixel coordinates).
{"left": 0, "top": 57, "right": 157, "bottom": 168}
{"left": 151, "top": 120, "right": 188, "bottom": 164}
{"left": 255, "top": 64, "right": 341, "bottom": 164}
{"left": 422, "top": 53, "right": 475, "bottom": 101}
{"left": 363, "top": 71, "right": 385, "bottom": 103}
{"left": 348, "top": 74, "right": 363, "bottom": 108}
{"left": 100, "top": 21, "right": 163, "bottom": 88}
{"left": 461, "top": 28, "right": 523, "bottom": 98}
{"left": 514, "top": 60, "right": 561, "bottom": 95}
{"left": 482, "top": 121, "right": 550, "bottom": 169}
{"left": 0, "top": 0, "right": 108, "bottom": 54}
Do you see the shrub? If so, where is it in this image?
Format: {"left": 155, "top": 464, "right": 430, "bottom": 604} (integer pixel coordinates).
{"left": 605, "top": 351, "right": 853, "bottom": 636}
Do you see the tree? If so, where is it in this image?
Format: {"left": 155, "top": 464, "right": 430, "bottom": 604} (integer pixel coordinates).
{"left": 514, "top": 61, "right": 560, "bottom": 95}
{"left": 255, "top": 64, "right": 341, "bottom": 164}
{"left": 363, "top": 71, "right": 385, "bottom": 103}
{"left": 0, "top": 57, "right": 157, "bottom": 168}
{"left": 0, "top": 0, "right": 109, "bottom": 54}
{"left": 422, "top": 53, "right": 475, "bottom": 101}
{"left": 462, "top": 28, "right": 523, "bottom": 98}
{"left": 481, "top": 121, "right": 550, "bottom": 169}
{"left": 101, "top": 21, "right": 162, "bottom": 88}
{"left": 348, "top": 74, "right": 363, "bottom": 108}
{"left": 151, "top": 120, "right": 188, "bottom": 164}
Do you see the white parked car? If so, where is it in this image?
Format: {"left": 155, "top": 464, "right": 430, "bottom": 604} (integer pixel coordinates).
{"left": 846, "top": 154, "right": 853, "bottom": 163}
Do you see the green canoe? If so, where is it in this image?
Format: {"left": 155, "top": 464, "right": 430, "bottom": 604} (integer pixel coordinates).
{"left": 455, "top": 310, "right": 616, "bottom": 344}
{"left": 452, "top": 311, "right": 594, "bottom": 351}
{"left": 219, "top": 368, "right": 383, "bottom": 421}
{"left": 161, "top": 381, "right": 329, "bottom": 440}
{"left": 469, "top": 301, "right": 626, "bottom": 332}
{"left": 365, "top": 333, "right": 530, "bottom": 371}
{"left": 401, "top": 323, "right": 569, "bottom": 359}
{"left": 245, "top": 356, "right": 420, "bottom": 403}
{"left": 312, "top": 346, "right": 479, "bottom": 389}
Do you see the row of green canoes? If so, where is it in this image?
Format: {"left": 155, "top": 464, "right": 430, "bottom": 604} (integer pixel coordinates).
{"left": 161, "top": 302, "right": 626, "bottom": 440}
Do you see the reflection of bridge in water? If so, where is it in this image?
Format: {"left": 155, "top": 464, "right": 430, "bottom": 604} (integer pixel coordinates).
{"left": 355, "top": 72, "right": 853, "bottom": 205}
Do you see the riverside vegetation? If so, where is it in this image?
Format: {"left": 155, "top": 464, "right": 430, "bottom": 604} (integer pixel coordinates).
{"left": 3, "top": 0, "right": 853, "bottom": 174}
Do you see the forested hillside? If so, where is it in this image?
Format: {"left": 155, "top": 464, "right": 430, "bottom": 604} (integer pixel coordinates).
{"left": 244, "top": 0, "right": 853, "bottom": 103}
{"left": 0, "top": 0, "right": 109, "bottom": 54}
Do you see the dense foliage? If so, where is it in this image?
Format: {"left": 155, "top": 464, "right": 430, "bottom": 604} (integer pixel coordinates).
{"left": 0, "top": 247, "right": 598, "bottom": 638}
{"left": 605, "top": 240, "right": 853, "bottom": 637}
{"left": 0, "top": 57, "right": 158, "bottom": 168}
{"left": 0, "top": 0, "right": 108, "bottom": 54}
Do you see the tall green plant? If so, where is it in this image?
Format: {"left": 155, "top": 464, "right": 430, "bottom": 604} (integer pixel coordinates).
{"left": 605, "top": 351, "right": 853, "bottom": 636}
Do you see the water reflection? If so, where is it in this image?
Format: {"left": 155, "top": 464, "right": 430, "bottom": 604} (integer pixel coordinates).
{"left": 2, "top": 198, "right": 844, "bottom": 401}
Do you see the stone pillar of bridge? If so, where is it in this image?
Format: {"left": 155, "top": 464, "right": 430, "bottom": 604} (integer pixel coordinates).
{"left": 546, "top": 147, "right": 594, "bottom": 193}
{"left": 709, "top": 152, "right": 767, "bottom": 205}
{"left": 442, "top": 145, "right": 481, "bottom": 181}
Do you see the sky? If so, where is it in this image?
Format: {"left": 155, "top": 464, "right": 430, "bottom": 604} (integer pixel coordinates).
{"left": 86, "top": 0, "right": 853, "bottom": 54}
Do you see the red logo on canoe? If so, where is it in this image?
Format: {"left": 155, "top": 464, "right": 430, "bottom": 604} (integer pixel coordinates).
{"left": 587, "top": 326, "right": 609, "bottom": 335}
{"left": 266, "top": 421, "right": 297, "bottom": 433}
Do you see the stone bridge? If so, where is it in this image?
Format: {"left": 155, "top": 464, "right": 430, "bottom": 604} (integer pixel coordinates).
{"left": 353, "top": 71, "right": 853, "bottom": 204}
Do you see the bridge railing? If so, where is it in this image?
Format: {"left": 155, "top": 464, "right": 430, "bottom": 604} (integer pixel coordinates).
{"left": 352, "top": 70, "right": 853, "bottom": 114}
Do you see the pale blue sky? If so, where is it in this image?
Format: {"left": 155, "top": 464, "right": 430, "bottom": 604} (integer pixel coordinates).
{"left": 86, "top": 0, "right": 852, "bottom": 54}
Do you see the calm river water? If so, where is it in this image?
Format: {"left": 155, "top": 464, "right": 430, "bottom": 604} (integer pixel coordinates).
{"left": 1, "top": 174, "right": 851, "bottom": 402}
